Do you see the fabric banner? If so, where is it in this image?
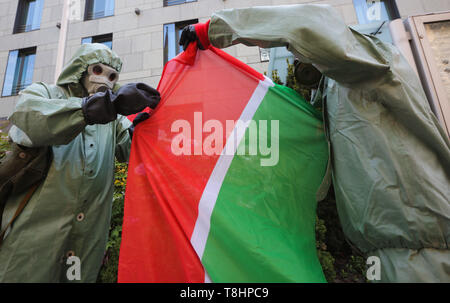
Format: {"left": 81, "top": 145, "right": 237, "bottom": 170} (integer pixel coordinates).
{"left": 118, "top": 43, "right": 329, "bottom": 282}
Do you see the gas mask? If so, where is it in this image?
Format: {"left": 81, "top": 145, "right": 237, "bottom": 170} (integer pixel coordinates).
{"left": 294, "top": 59, "right": 322, "bottom": 88}
{"left": 81, "top": 63, "right": 119, "bottom": 95}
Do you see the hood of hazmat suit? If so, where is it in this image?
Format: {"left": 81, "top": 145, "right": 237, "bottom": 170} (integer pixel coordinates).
{"left": 206, "top": 4, "right": 450, "bottom": 282}
{"left": 0, "top": 43, "right": 132, "bottom": 282}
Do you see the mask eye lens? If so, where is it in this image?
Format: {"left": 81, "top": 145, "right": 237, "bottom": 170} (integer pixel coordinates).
{"left": 109, "top": 73, "right": 117, "bottom": 81}
{"left": 93, "top": 65, "right": 103, "bottom": 75}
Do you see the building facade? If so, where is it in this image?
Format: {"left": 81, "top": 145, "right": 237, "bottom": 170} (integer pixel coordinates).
{"left": 1, "top": 0, "right": 449, "bottom": 118}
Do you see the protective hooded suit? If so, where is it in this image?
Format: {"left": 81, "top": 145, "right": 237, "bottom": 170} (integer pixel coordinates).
{"left": 0, "top": 43, "right": 158, "bottom": 282}
{"left": 181, "top": 4, "right": 450, "bottom": 282}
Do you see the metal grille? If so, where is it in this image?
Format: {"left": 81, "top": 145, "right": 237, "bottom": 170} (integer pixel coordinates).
{"left": 14, "top": 24, "right": 35, "bottom": 33}
{"left": 11, "top": 83, "right": 31, "bottom": 95}
{"left": 164, "top": 0, "right": 197, "bottom": 7}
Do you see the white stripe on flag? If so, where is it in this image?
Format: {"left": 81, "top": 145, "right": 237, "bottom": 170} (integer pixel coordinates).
{"left": 190, "top": 77, "right": 274, "bottom": 283}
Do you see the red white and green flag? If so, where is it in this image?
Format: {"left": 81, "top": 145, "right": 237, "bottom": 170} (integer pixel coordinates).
{"left": 119, "top": 44, "right": 329, "bottom": 282}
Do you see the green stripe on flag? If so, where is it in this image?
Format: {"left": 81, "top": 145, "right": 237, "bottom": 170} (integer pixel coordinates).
{"left": 202, "top": 85, "right": 328, "bottom": 282}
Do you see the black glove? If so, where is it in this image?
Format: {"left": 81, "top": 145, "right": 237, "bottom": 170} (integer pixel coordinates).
{"left": 133, "top": 112, "right": 150, "bottom": 127}
{"left": 112, "top": 83, "right": 161, "bottom": 116}
{"left": 179, "top": 25, "right": 205, "bottom": 51}
{"left": 128, "top": 112, "right": 151, "bottom": 139}
{"left": 81, "top": 90, "right": 117, "bottom": 125}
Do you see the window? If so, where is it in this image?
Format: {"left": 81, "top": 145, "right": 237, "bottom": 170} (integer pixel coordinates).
{"left": 353, "top": 0, "right": 400, "bottom": 24}
{"left": 82, "top": 33, "right": 113, "bottom": 49}
{"left": 164, "top": 0, "right": 197, "bottom": 7}
{"left": 164, "top": 19, "right": 198, "bottom": 64}
{"left": 85, "top": 0, "right": 114, "bottom": 21}
{"left": 2, "top": 47, "right": 36, "bottom": 97}
{"left": 13, "top": 0, "right": 44, "bottom": 34}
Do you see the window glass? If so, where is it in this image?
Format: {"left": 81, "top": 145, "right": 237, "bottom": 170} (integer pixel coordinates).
{"left": 101, "top": 41, "right": 112, "bottom": 50}
{"left": 2, "top": 51, "right": 19, "bottom": 97}
{"left": 176, "top": 24, "right": 186, "bottom": 55}
{"left": 163, "top": 24, "right": 176, "bottom": 63}
{"left": 20, "top": 53, "right": 36, "bottom": 92}
{"left": 13, "top": 55, "right": 24, "bottom": 89}
{"left": 25, "top": 0, "right": 37, "bottom": 30}
{"left": 93, "top": 0, "right": 105, "bottom": 16}
{"left": 81, "top": 37, "right": 93, "bottom": 44}
{"left": 425, "top": 21, "right": 450, "bottom": 103}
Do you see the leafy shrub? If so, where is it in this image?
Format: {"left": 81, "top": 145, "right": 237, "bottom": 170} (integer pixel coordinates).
{"left": 0, "top": 120, "right": 11, "bottom": 159}
{"left": 97, "top": 162, "right": 127, "bottom": 283}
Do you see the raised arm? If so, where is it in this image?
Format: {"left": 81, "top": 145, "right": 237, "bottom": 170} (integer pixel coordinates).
{"left": 9, "top": 82, "right": 161, "bottom": 148}
{"left": 8, "top": 83, "right": 86, "bottom": 147}
{"left": 202, "top": 4, "right": 391, "bottom": 85}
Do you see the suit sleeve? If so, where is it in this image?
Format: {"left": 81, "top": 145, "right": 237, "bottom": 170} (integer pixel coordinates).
{"left": 8, "top": 83, "right": 86, "bottom": 147}
{"left": 208, "top": 4, "right": 390, "bottom": 85}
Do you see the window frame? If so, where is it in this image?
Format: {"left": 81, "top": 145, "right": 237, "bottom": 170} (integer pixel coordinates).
{"left": 259, "top": 48, "right": 270, "bottom": 62}
{"left": 164, "top": 19, "right": 198, "bottom": 64}
{"left": 84, "top": 0, "right": 115, "bottom": 21}
{"left": 405, "top": 12, "right": 450, "bottom": 136}
{"left": 2, "top": 47, "right": 37, "bottom": 97}
{"left": 13, "top": 0, "right": 44, "bottom": 34}
{"left": 163, "top": 0, "right": 197, "bottom": 7}
{"left": 82, "top": 33, "right": 113, "bottom": 49}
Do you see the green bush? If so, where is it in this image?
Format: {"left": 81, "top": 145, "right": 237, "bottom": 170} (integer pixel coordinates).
{"left": 316, "top": 193, "right": 366, "bottom": 283}
{"left": 97, "top": 162, "right": 127, "bottom": 283}
{"left": 315, "top": 216, "right": 336, "bottom": 281}
{"left": 0, "top": 121, "right": 11, "bottom": 159}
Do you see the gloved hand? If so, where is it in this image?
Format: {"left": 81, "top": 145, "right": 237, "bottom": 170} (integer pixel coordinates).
{"left": 112, "top": 83, "right": 161, "bottom": 116}
{"left": 81, "top": 90, "right": 117, "bottom": 125}
{"left": 128, "top": 112, "right": 151, "bottom": 139}
{"left": 179, "top": 20, "right": 211, "bottom": 51}
{"left": 132, "top": 112, "right": 151, "bottom": 127}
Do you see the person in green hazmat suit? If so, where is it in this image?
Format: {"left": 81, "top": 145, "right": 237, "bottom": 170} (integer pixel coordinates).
{"left": 0, "top": 43, "right": 160, "bottom": 282}
{"left": 180, "top": 4, "right": 450, "bottom": 282}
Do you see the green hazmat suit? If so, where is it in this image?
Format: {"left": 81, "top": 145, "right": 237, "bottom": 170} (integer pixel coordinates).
{"left": 0, "top": 43, "right": 132, "bottom": 282}
{"left": 207, "top": 4, "right": 450, "bottom": 282}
